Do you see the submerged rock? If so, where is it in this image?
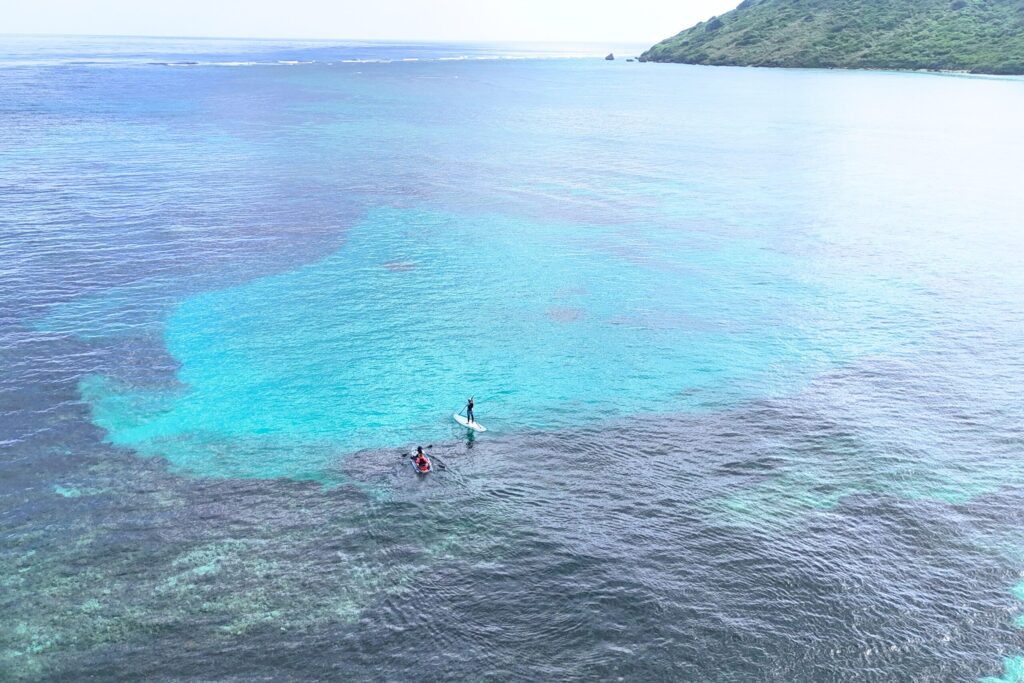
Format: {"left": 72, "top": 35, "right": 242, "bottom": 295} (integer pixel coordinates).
{"left": 382, "top": 260, "right": 416, "bottom": 272}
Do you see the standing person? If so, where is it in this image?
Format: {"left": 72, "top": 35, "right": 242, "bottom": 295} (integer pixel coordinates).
{"left": 466, "top": 397, "right": 475, "bottom": 424}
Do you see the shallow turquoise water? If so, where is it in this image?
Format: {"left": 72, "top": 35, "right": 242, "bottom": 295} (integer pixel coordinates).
{"left": 79, "top": 206, "right": 908, "bottom": 478}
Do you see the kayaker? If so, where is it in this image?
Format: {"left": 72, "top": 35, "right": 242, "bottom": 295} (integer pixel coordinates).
{"left": 414, "top": 446, "right": 430, "bottom": 472}
{"left": 466, "top": 397, "right": 475, "bottom": 424}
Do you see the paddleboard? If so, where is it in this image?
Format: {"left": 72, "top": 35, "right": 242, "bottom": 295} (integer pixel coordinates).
{"left": 453, "top": 413, "right": 487, "bottom": 432}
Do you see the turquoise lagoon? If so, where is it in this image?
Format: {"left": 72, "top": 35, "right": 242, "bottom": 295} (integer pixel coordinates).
{"left": 79, "top": 206, "right": 906, "bottom": 479}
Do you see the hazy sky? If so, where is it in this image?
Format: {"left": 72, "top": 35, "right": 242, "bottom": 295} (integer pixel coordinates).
{"left": 3, "top": 0, "right": 740, "bottom": 43}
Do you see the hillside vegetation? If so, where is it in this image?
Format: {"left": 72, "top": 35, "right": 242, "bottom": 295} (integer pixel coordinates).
{"left": 640, "top": 0, "right": 1024, "bottom": 74}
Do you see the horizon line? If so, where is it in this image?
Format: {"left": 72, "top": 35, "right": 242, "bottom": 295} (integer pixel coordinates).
{"left": 0, "top": 31, "right": 657, "bottom": 47}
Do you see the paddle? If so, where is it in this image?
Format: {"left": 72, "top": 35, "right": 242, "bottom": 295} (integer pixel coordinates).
{"left": 457, "top": 395, "right": 478, "bottom": 419}
{"left": 404, "top": 445, "right": 446, "bottom": 471}
{"left": 403, "top": 444, "right": 434, "bottom": 459}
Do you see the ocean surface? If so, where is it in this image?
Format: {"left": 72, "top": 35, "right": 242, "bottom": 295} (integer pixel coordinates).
{"left": 2, "top": 35, "right": 1023, "bottom": 681}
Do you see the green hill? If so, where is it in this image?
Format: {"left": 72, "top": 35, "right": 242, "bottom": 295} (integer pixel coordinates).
{"left": 640, "top": 0, "right": 1024, "bottom": 74}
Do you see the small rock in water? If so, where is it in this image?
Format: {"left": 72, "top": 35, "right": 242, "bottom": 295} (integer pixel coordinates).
{"left": 547, "top": 306, "right": 584, "bottom": 323}
{"left": 605, "top": 53, "right": 615, "bottom": 61}
{"left": 382, "top": 260, "right": 416, "bottom": 272}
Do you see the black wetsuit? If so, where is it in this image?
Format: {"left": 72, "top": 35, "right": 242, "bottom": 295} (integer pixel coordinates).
{"left": 466, "top": 400, "right": 475, "bottom": 423}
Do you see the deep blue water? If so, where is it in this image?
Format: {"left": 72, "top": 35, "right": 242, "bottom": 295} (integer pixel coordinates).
{"left": 2, "top": 35, "right": 1024, "bottom": 681}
